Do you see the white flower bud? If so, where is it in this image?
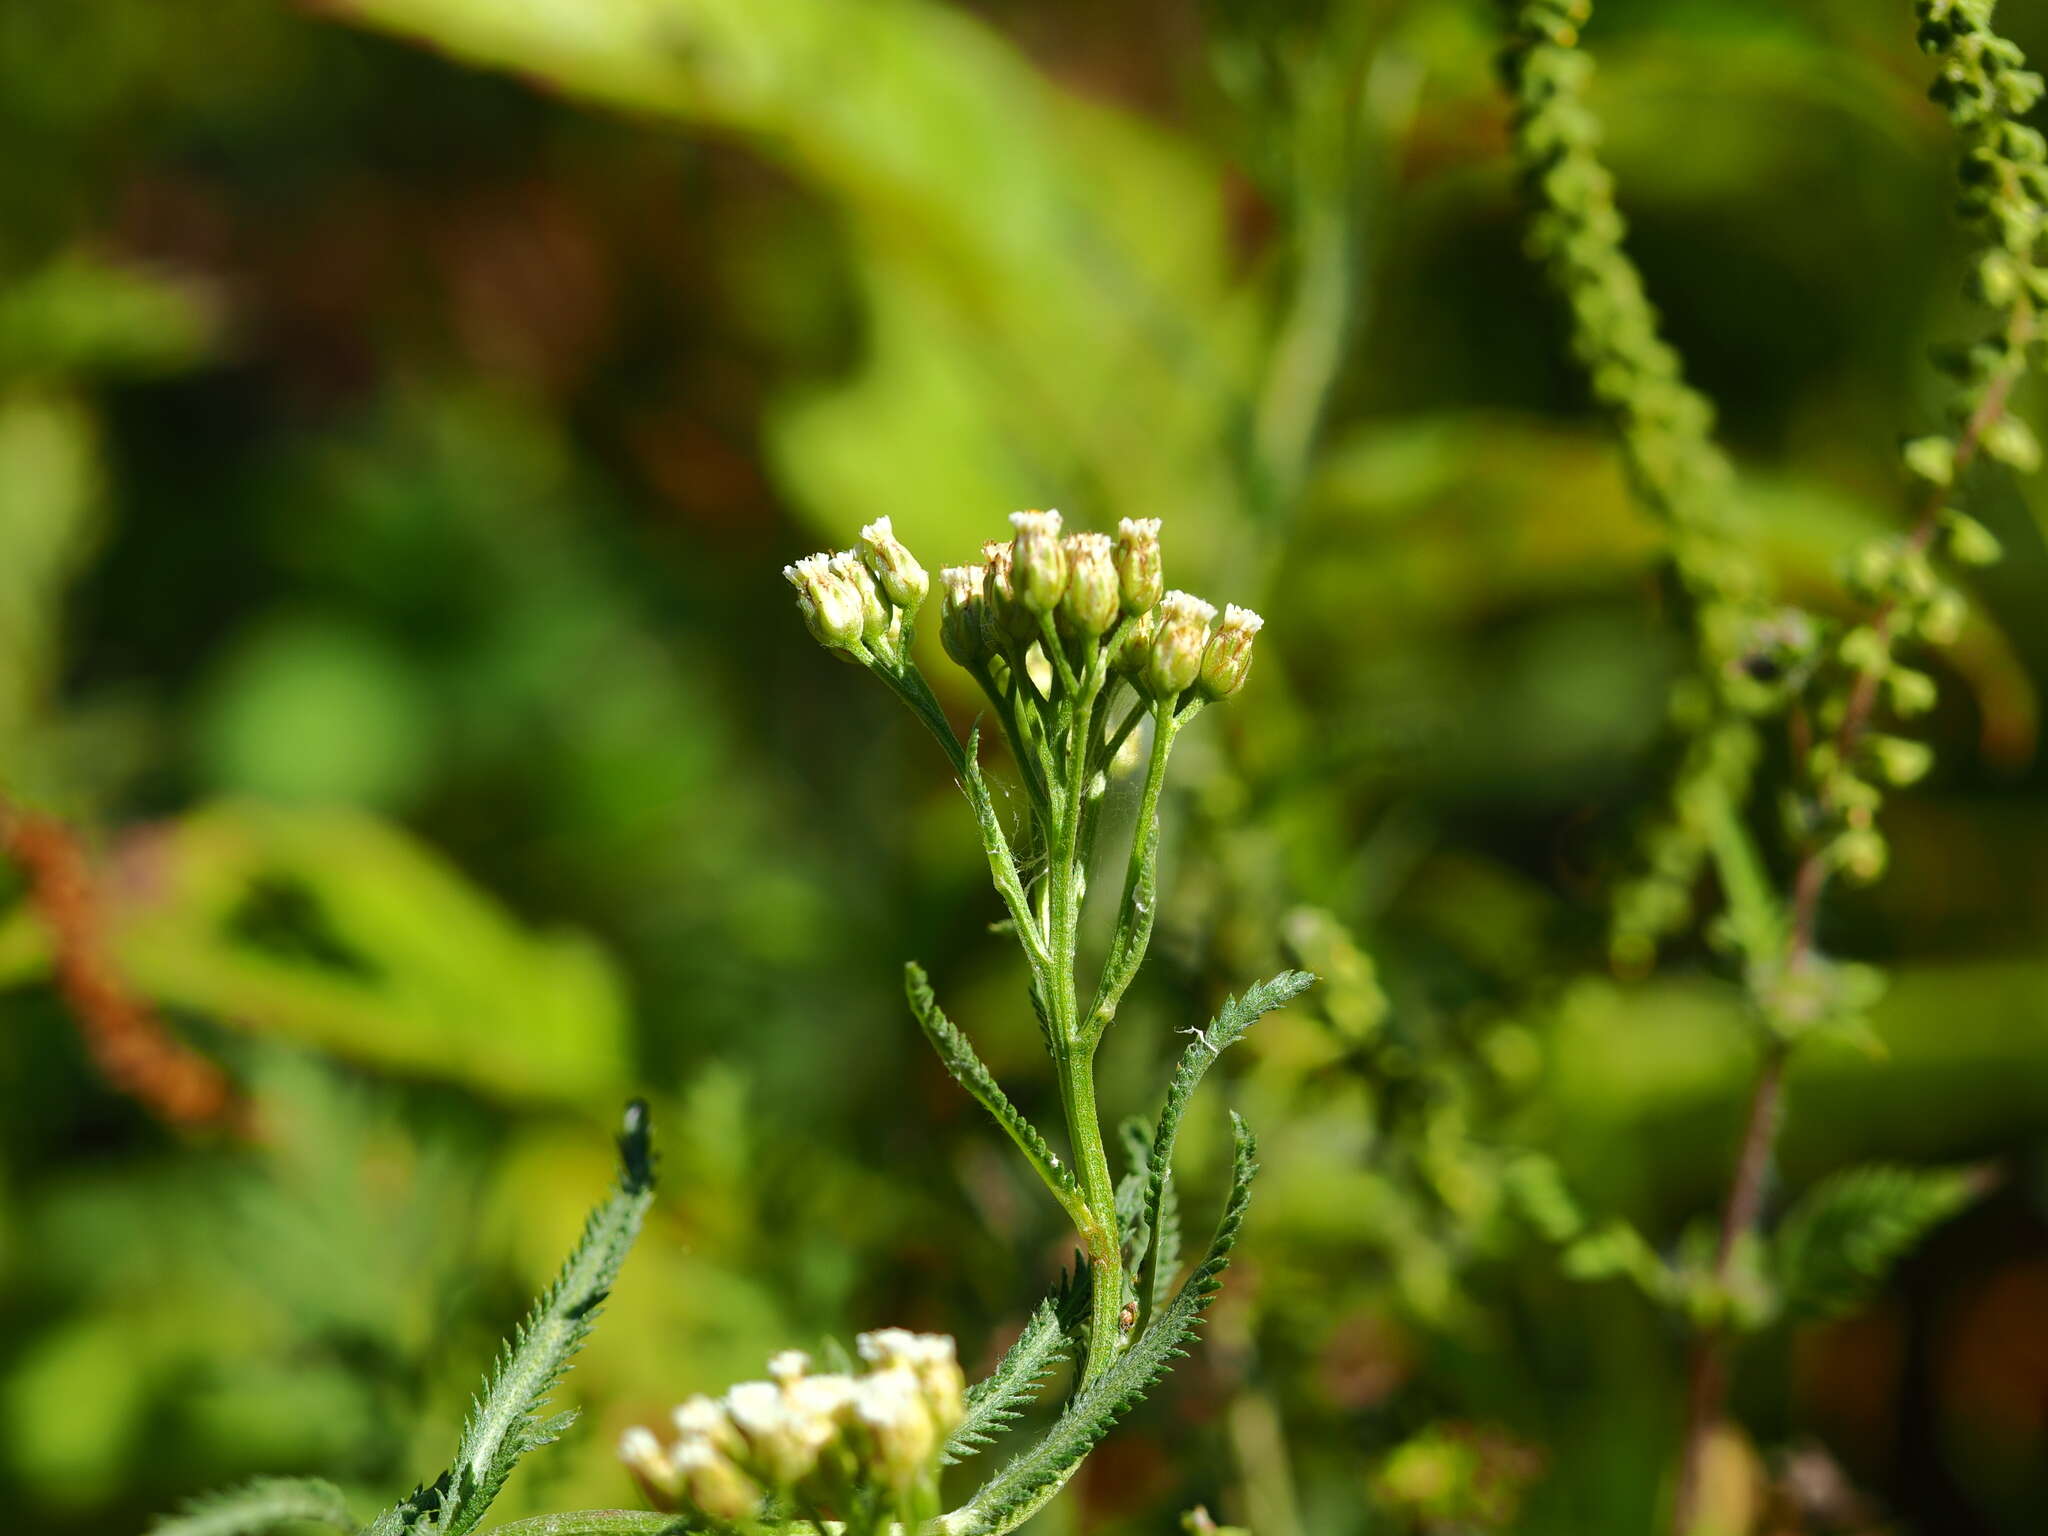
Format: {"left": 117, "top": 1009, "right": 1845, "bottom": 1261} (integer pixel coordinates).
{"left": 672, "top": 1394, "right": 745, "bottom": 1458}
{"left": 1196, "top": 604, "right": 1263, "bottom": 700}
{"left": 828, "top": 550, "right": 890, "bottom": 647}
{"left": 1141, "top": 591, "right": 1217, "bottom": 701}
{"left": 767, "top": 1349, "right": 811, "bottom": 1385}
{"left": 725, "top": 1376, "right": 842, "bottom": 1488}
{"left": 940, "top": 564, "right": 993, "bottom": 668}
{"left": 673, "top": 1437, "right": 763, "bottom": 1523}
{"left": 854, "top": 1365, "right": 938, "bottom": 1491}
{"left": 856, "top": 1328, "right": 921, "bottom": 1367}
{"left": 855, "top": 1330, "right": 965, "bottom": 1438}
{"left": 1114, "top": 517, "right": 1164, "bottom": 614}
{"left": 619, "top": 1425, "right": 682, "bottom": 1507}
{"left": 787, "top": 1371, "right": 858, "bottom": 1426}
{"left": 859, "top": 515, "right": 929, "bottom": 613}
{"left": 1008, "top": 509, "right": 1068, "bottom": 614}
{"left": 784, "top": 552, "right": 867, "bottom": 653}
{"left": 1060, "top": 532, "right": 1118, "bottom": 637}
{"left": 981, "top": 540, "right": 1037, "bottom": 645}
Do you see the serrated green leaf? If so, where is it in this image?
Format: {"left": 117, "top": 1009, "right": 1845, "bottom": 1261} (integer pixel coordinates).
{"left": 905, "top": 962, "right": 1088, "bottom": 1230}
{"left": 943, "top": 1115, "right": 1259, "bottom": 1536}
{"left": 147, "top": 1477, "right": 356, "bottom": 1536}
{"left": 1115, "top": 1116, "right": 1153, "bottom": 1274}
{"left": 1773, "top": 1163, "right": 1985, "bottom": 1323}
{"left": 944, "top": 1297, "right": 1070, "bottom": 1466}
{"left": 367, "top": 1103, "right": 658, "bottom": 1536}
{"left": 1136, "top": 972, "right": 1313, "bottom": 1321}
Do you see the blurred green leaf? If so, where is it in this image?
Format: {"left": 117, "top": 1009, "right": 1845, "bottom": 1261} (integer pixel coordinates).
{"left": 4, "top": 803, "right": 632, "bottom": 1104}
{"left": 1773, "top": 1162, "right": 1986, "bottom": 1323}
{"left": 332, "top": 0, "right": 1258, "bottom": 563}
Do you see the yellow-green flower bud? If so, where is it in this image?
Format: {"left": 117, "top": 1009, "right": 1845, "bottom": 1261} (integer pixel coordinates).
{"left": 1060, "top": 532, "right": 1118, "bottom": 637}
{"left": 1868, "top": 734, "right": 1934, "bottom": 787}
{"left": 1919, "top": 587, "right": 1965, "bottom": 646}
{"left": 940, "top": 565, "right": 992, "bottom": 668}
{"left": 1141, "top": 590, "right": 1216, "bottom": 701}
{"left": 674, "top": 1438, "right": 763, "bottom": 1523}
{"left": 829, "top": 550, "right": 890, "bottom": 648}
{"left": 859, "top": 516, "right": 929, "bottom": 614}
{"left": 1196, "top": 604, "right": 1263, "bottom": 700}
{"left": 1111, "top": 609, "right": 1157, "bottom": 677}
{"left": 1114, "top": 517, "right": 1164, "bottom": 614}
{"left": 619, "top": 1426, "right": 682, "bottom": 1508}
{"left": 1831, "top": 826, "right": 1888, "bottom": 885}
{"left": 1007, "top": 509, "right": 1068, "bottom": 614}
{"left": 1942, "top": 509, "right": 2003, "bottom": 567}
{"left": 784, "top": 553, "right": 867, "bottom": 654}
{"left": 1887, "top": 666, "right": 1937, "bottom": 716}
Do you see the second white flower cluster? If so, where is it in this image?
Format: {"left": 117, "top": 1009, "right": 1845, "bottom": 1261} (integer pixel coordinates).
{"left": 621, "top": 1330, "right": 967, "bottom": 1529}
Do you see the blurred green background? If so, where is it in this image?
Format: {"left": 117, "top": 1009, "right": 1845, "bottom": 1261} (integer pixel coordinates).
{"left": 4, "top": 1, "right": 2048, "bottom": 1532}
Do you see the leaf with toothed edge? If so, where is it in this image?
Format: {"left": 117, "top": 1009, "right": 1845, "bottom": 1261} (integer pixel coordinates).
{"left": 906, "top": 962, "right": 1087, "bottom": 1225}
{"left": 147, "top": 1477, "right": 356, "bottom": 1536}
{"left": 944, "top": 1296, "right": 1072, "bottom": 1465}
{"left": 1773, "top": 1163, "right": 1987, "bottom": 1324}
{"left": 1137, "top": 972, "right": 1311, "bottom": 1317}
{"left": 1115, "top": 1116, "right": 1153, "bottom": 1273}
{"left": 363, "top": 1102, "right": 658, "bottom": 1536}
{"left": 943, "top": 1115, "right": 1260, "bottom": 1536}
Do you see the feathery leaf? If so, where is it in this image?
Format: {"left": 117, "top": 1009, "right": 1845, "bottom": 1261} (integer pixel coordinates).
{"left": 944, "top": 1297, "right": 1071, "bottom": 1465}
{"left": 148, "top": 1477, "right": 356, "bottom": 1536}
{"left": 367, "top": 1102, "right": 658, "bottom": 1536}
{"left": 1774, "top": 1163, "right": 1986, "bottom": 1322}
{"left": 906, "top": 962, "right": 1088, "bottom": 1227}
{"left": 943, "top": 1115, "right": 1259, "bottom": 1535}
{"left": 1114, "top": 1116, "right": 1153, "bottom": 1274}
{"left": 1137, "top": 972, "right": 1312, "bottom": 1317}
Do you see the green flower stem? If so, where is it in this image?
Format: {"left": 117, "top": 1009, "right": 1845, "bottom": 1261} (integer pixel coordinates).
{"left": 966, "top": 661, "right": 1052, "bottom": 818}
{"left": 1042, "top": 639, "right": 1129, "bottom": 1387}
{"left": 872, "top": 659, "right": 1056, "bottom": 979}
{"left": 1009, "top": 642, "right": 1055, "bottom": 739}
{"left": 877, "top": 660, "right": 968, "bottom": 779}
{"left": 1095, "top": 697, "right": 1147, "bottom": 778}
{"left": 1082, "top": 701, "right": 1196, "bottom": 1051}
{"left": 1038, "top": 613, "right": 1080, "bottom": 698}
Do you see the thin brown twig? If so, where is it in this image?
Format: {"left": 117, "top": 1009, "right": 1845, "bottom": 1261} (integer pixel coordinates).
{"left": 0, "top": 795, "right": 243, "bottom": 1132}
{"left": 1669, "top": 289, "right": 2036, "bottom": 1536}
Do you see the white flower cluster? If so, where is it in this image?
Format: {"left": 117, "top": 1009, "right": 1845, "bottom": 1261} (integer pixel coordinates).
{"left": 783, "top": 517, "right": 929, "bottom": 664}
{"left": 620, "top": 1330, "right": 966, "bottom": 1528}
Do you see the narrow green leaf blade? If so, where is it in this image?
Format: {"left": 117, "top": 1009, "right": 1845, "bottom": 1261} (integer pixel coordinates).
{"left": 148, "top": 1478, "right": 356, "bottom": 1536}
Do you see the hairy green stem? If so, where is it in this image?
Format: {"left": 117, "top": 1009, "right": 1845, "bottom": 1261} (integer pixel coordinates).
{"left": 1083, "top": 702, "right": 1190, "bottom": 1048}
{"left": 1041, "top": 642, "right": 1129, "bottom": 1387}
